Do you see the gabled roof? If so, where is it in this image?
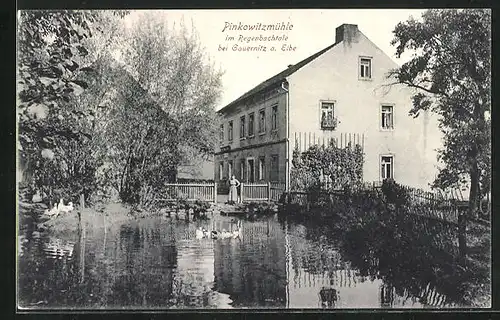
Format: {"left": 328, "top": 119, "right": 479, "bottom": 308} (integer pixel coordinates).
{"left": 217, "top": 42, "right": 340, "bottom": 114}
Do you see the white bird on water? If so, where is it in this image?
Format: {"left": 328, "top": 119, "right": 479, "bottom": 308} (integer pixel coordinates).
{"left": 232, "top": 221, "right": 242, "bottom": 239}
{"left": 211, "top": 220, "right": 242, "bottom": 240}
{"left": 195, "top": 227, "right": 210, "bottom": 239}
{"left": 195, "top": 227, "right": 205, "bottom": 239}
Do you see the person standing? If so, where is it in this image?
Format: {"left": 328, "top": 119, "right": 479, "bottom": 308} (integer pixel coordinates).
{"left": 228, "top": 175, "right": 241, "bottom": 204}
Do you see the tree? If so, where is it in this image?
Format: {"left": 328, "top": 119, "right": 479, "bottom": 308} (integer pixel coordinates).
{"left": 121, "top": 13, "right": 223, "bottom": 181}
{"left": 388, "top": 9, "right": 491, "bottom": 217}
{"left": 17, "top": 10, "right": 128, "bottom": 204}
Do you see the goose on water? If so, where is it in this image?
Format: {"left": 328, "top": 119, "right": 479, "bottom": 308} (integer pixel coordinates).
{"left": 232, "top": 221, "right": 242, "bottom": 239}
{"left": 211, "top": 229, "right": 232, "bottom": 239}
{"left": 211, "top": 221, "right": 242, "bottom": 239}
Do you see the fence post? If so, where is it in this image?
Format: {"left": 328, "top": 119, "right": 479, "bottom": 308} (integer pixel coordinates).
{"left": 267, "top": 181, "right": 271, "bottom": 203}
{"left": 214, "top": 182, "right": 218, "bottom": 203}
{"left": 240, "top": 182, "right": 244, "bottom": 203}
{"left": 458, "top": 208, "right": 467, "bottom": 258}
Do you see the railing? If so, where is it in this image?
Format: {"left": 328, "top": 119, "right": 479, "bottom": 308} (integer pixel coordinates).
{"left": 157, "top": 182, "right": 217, "bottom": 203}
{"left": 270, "top": 182, "right": 286, "bottom": 202}
{"left": 240, "top": 182, "right": 286, "bottom": 203}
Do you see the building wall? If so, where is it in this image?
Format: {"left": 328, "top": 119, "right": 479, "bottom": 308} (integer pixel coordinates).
{"left": 215, "top": 88, "right": 288, "bottom": 185}
{"left": 215, "top": 142, "right": 287, "bottom": 184}
{"left": 177, "top": 155, "right": 215, "bottom": 181}
{"left": 286, "top": 29, "right": 442, "bottom": 190}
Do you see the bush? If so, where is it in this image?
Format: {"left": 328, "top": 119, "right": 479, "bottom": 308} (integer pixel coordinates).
{"left": 291, "top": 142, "right": 364, "bottom": 192}
{"left": 381, "top": 179, "right": 410, "bottom": 208}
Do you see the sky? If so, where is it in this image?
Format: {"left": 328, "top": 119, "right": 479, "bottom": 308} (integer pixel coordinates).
{"left": 124, "top": 9, "right": 425, "bottom": 110}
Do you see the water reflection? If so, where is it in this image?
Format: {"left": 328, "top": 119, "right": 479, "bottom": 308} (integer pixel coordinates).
{"left": 214, "top": 220, "right": 287, "bottom": 308}
{"left": 18, "top": 214, "right": 473, "bottom": 309}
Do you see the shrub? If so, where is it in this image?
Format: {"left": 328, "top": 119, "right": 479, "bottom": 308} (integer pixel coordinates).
{"left": 291, "top": 142, "right": 364, "bottom": 192}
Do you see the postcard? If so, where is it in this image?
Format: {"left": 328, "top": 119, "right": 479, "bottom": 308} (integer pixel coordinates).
{"left": 16, "top": 9, "right": 491, "bottom": 310}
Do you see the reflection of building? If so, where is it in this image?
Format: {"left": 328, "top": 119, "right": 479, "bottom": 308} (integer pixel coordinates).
{"left": 284, "top": 222, "right": 402, "bottom": 308}
{"left": 213, "top": 220, "right": 287, "bottom": 307}
{"left": 284, "top": 221, "right": 455, "bottom": 309}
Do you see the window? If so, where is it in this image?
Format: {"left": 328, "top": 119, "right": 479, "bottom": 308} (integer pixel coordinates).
{"left": 360, "top": 57, "right": 372, "bottom": 79}
{"left": 258, "top": 157, "right": 265, "bottom": 180}
{"left": 240, "top": 115, "right": 246, "bottom": 139}
{"left": 259, "top": 109, "right": 266, "bottom": 134}
{"left": 248, "top": 113, "right": 255, "bottom": 137}
{"left": 228, "top": 121, "right": 233, "bottom": 142}
{"left": 240, "top": 159, "right": 246, "bottom": 181}
{"left": 219, "top": 124, "right": 224, "bottom": 143}
{"left": 381, "top": 155, "right": 394, "bottom": 180}
{"left": 228, "top": 160, "right": 233, "bottom": 178}
{"left": 219, "top": 161, "right": 224, "bottom": 180}
{"left": 321, "top": 102, "right": 336, "bottom": 130}
{"left": 271, "top": 105, "right": 278, "bottom": 131}
{"left": 270, "top": 155, "right": 279, "bottom": 182}
{"left": 381, "top": 105, "right": 394, "bottom": 129}
{"left": 247, "top": 158, "right": 255, "bottom": 183}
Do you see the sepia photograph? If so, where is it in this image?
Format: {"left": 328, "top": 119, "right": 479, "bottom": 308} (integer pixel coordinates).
{"left": 16, "top": 9, "right": 491, "bottom": 310}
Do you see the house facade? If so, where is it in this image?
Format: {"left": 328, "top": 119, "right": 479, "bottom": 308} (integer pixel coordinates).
{"left": 215, "top": 24, "right": 441, "bottom": 191}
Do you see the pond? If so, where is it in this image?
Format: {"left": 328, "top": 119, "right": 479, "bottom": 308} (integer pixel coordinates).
{"left": 17, "top": 213, "right": 472, "bottom": 309}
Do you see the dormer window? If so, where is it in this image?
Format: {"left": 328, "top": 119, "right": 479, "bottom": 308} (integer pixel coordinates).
{"left": 359, "top": 57, "right": 372, "bottom": 79}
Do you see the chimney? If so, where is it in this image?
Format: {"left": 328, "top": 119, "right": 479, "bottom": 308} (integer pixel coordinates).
{"left": 335, "top": 24, "right": 359, "bottom": 44}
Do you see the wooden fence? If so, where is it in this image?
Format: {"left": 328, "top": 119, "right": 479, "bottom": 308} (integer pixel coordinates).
{"left": 400, "top": 184, "right": 468, "bottom": 225}
{"left": 156, "top": 182, "right": 218, "bottom": 203}
{"left": 294, "top": 131, "right": 364, "bottom": 153}
{"left": 288, "top": 181, "right": 468, "bottom": 225}
{"left": 240, "top": 182, "right": 286, "bottom": 202}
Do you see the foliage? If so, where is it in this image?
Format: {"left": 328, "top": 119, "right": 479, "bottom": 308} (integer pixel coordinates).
{"left": 291, "top": 141, "right": 364, "bottom": 192}
{"left": 380, "top": 179, "right": 411, "bottom": 209}
{"left": 17, "top": 10, "right": 128, "bottom": 205}
{"left": 18, "top": 11, "right": 222, "bottom": 208}
{"left": 388, "top": 9, "right": 491, "bottom": 215}
{"left": 122, "top": 13, "right": 224, "bottom": 169}
{"left": 244, "top": 202, "right": 277, "bottom": 216}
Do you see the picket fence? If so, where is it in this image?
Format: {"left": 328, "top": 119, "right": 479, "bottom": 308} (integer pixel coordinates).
{"left": 156, "top": 182, "right": 218, "bottom": 203}
{"left": 240, "top": 182, "right": 286, "bottom": 202}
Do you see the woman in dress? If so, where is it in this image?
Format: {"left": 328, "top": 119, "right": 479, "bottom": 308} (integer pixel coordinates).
{"left": 228, "top": 175, "right": 241, "bottom": 204}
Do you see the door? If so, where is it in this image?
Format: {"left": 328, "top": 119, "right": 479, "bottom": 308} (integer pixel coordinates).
{"left": 247, "top": 159, "right": 255, "bottom": 183}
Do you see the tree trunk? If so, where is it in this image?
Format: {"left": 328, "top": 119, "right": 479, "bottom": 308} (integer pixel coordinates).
{"left": 469, "top": 159, "right": 479, "bottom": 219}
{"left": 119, "top": 146, "right": 134, "bottom": 195}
